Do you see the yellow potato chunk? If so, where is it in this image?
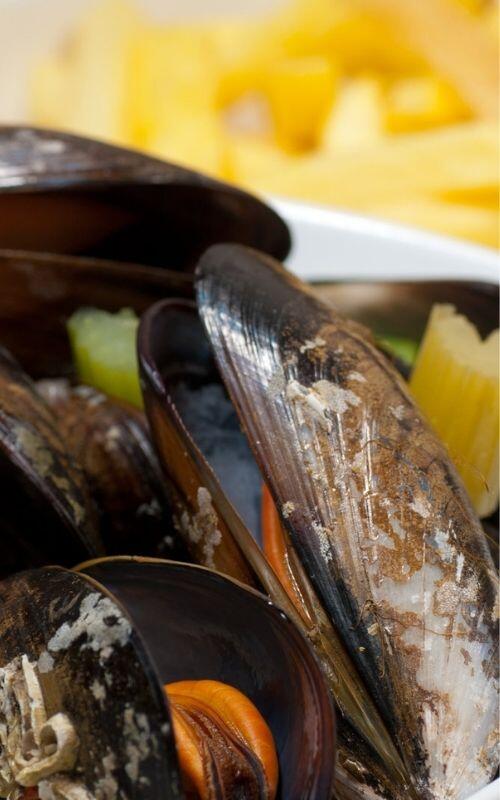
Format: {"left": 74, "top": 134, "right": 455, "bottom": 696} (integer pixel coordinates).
{"left": 410, "top": 304, "right": 499, "bottom": 517}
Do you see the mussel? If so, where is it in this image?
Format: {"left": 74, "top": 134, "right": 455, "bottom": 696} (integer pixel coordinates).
{"left": 0, "top": 347, "right": 102, "bottom": 576}
{"left": 37, "top": 380, "right": 183, "bottom": 559}
{"left": 0, "top": 128, "right": 498, "bottom": 800}
{"left": 0, "top": 127, "right": 290, "bottom": 270}
{"left": 0, "top": 557, "right": 335, "bottom": 799}
{"left": 138, "top": 244, "right": 498, "bottom": 800}
{"left": 0, "top": 126, "right": 291, "bottom": 570}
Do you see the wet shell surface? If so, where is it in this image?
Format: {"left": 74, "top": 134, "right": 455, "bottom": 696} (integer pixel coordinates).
{"left": 37, "top": 380, "right": 181, "bottom": 559}
{"left": 0, "top": 127, "right": 290, "bottom": 270}
{"left": 0, "top": 558, "right": 336, "bottom": 799}
{"left": 193, "top": 244, "right": 498, "bottom": 800}
{"left": 0, "top": 348, "right": 102, "bottom": 576}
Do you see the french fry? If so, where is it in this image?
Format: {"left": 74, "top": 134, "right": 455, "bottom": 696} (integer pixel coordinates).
{"left": 147, "top": 112, "right": 228, "bottom": 177}
{"left": 274, "top": 0, "right": 424, "bottom": 73}
{"left": 231, "top": 122, "right": 498, "bottom": 207}
{"left": 266, "top": 56, "right": 337, "bottom": 152}
{"left": 125, "top": 25, "right": 219, "bottom": 148}
{"left": 209, "top": 20, "right": 286, "bottom": 107}
{"left": 31, "top": 57, "right": 68, "bottom": 129}
{"left": 385, "top": 75, "right": 469, "bottom": 133}
{"left": 323, "top": 76, "right": 385, "bottom": 150}
{"left": 62, "top": 0, "right": 142, "bottom": 143}
{"left": 438, "top": 186, "right": 499, "bottom": 208}
{"left": 370, "top": 199, "right": 499, "bottom": 248}
{"left": 359, "top": 0, "right": 499, "bottom": 118}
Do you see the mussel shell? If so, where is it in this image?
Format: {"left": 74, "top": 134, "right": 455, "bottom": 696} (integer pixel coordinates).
{"left": 0, "top": 558, "right": 336, "bottom": 799}
{"left": 78, "top": 557, "right": 337, "bottom": 800}
{"left": 0, "top": 127, "right": 291, "bottom": 269}
{"left": 0, "top": 348, "right": 102, "bottom": 577}
{"left": 138, "top": 299, "right": 265, "bottom": 590}
{"left": 138, "top": 290, "right": 412, "bottom": 799}
{"left": 37, "top": 380, "right": 183, "bottom": 560}
{"left": 318, "top": 279, "right": 499, "bottom": 340}
{"left": 0, "top": 564, "right": 180, "bottom": 799}
{"left": 0, "top": 249, "right": 191, "bottom": 378}
{"left": 194, "top": 243, "right": 499, "bottom": 799}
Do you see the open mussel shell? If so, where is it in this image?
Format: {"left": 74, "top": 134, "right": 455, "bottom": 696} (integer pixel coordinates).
{"left": 0, "top": 562, "right": 180, "bottom": 799}
{"left": 318, "top": 279, "right": 499, "bottom": 341}
{"left": 0, "top": 348, "right": 103, "bottom": 578}
{"left": 194, "top": 244, "right": 499, "bottom": 800}
{"left": 138, "top": 294, "right": 412, "bottom": 799}
{"left": 0, "top": 127, "right": 290, "bottom": 269}
{"left": 0, "top": 249, "right": 191, "bottom": 378}
{"left": 0, "top": 557, "right": 336, "bottom": 799}
{"left": 138, "top": 297, "right": 280, "bottom": 592}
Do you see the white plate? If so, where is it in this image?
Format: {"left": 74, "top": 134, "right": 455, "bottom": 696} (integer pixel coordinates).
{"left": 274, "top": 196, "right": 499, "bottom": 285}
{"left": 276, "top": 196, "right": 499, "bottom": 800}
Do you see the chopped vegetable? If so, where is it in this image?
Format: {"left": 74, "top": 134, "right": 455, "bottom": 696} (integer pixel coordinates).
{"left": 378, "top": 334, "right": 420, "bottom": 366}
{"left": 67, "top": 307, "right": 142, "bottom": 408}
{"left": 410, "top": 304, "right": 499, "bottom": 517}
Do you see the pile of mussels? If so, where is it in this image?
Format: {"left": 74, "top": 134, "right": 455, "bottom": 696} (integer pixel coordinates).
{"left": 0, "top": 127, "right": 497, "bottom": 800}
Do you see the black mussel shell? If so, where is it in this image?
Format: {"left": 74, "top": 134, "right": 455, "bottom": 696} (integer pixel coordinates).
{"left": 0, "top": 558, "right": 336, "bottom": 799}
{"left": 138, "top": 298, "right": 271, "bottom": 593}
{"left": 0, "top": 249, "right": 191, "bottom": 378}
{"left": 0, "top": 348, "right": 103, "bottom": 577}
{"left": 78, "top": 557, "right": 336, "bottom": 799}
{"left": 194, "top": 243, "right": 498, "bottom": 800}
{"left": 0, "top": 127, "right": 291, "bottom": 270}
{"left": 37, "top": 380, "right": 184, "bottom": 561}
{"left": 137, "top": 287, "right": 412, "bottom": 800}
{"left": 0, "top": 564, "right": 180, "bottom": 799}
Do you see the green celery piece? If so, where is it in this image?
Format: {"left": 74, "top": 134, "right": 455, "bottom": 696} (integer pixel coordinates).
{"left": 378, "top": 334, "right": 419, "bottom": 367}
{"left": 67, "top": 307, "right": 142, "bottom": 407}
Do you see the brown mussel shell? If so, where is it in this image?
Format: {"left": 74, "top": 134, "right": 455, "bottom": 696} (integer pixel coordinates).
{"left": 0, "top": 127, "right": 291, "bottom": 270}
{"left": 37, "top": 380, "right": 183, "bottom": 560}
{"left": 0, "top": 348, "right": 102, "bottom": 577}
{"left": 318, "top": 279, "right": 498, "bottom": 340}
{"left": 194, "top": 243, "right": 498, "bottom": 800}
{"left": 0, "top": 558, "right": 336, "bottom": 799}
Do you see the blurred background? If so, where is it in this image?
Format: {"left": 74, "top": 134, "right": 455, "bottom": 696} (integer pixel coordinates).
{"left": 0, "top": 0, "right": 498, "bottom": 248}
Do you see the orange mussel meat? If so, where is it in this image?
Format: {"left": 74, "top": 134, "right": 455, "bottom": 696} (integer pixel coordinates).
{"left": 165, "top": 680, "right": 278, "bottom": 800}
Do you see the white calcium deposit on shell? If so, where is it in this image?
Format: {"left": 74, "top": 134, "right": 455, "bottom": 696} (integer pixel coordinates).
{"left": 47, "top": 593, "right": 131, "bottom": 663}
{"left": 180, "top": 487, "right": 222, "bottom": 568}
{"left": 123, "top": 706, "right": 153, "bottom": 783}
{"left": 286, "top": 378, "right": 361, "bottom": 433}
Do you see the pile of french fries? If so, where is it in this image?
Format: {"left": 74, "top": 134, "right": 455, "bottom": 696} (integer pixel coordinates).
{"left": 31, "top": 0, "right": 499, "bottom": 247}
